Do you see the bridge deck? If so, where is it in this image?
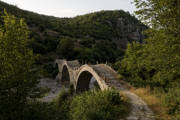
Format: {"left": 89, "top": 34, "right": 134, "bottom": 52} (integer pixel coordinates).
{"left": 91, "top": 64, "right": 126, "bottom": 90}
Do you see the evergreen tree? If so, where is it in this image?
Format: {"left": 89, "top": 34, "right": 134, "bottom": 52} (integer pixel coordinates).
{"left": 0, "top": 11, "right": 39, "bottom": 120}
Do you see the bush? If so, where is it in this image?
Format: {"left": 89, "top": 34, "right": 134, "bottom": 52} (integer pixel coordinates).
{"left": 53, "top": 87, "right": 74, "bottom": 120}
{"left": 70, "top": 89, "right": 128, "bottom": 120}
{"left": 24, "top": 102, "right": 56, "bottom": 120}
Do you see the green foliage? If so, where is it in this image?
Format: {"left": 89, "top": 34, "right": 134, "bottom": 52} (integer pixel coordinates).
{"left": 23, "top": 100, "right": 70, "bottom": 120}
{"left": 70, "top": 89, "right": 128, "bottom": 120}
{"left": 74, "top": 47, "right": 95, "bottom": 63}
{"left": 65, "top": 10, "right": 145, "bottom": 39}
{"left": 0, "top": 1, "right": 147, "bottom": 65}
{"left": 119, "top": 42, "right": 149, "bottom": 87}
{"left": 54, "top": 88, "right": 72, "bottom": 120}
{"left": 0, "top": 11, "right": 39, "bottom": 119}
{"left": 10, "top": 87, "right": 73, "bottom": 120}
{"left": 131, "top": 0, "right": 180, "bottom": 89}
{"left": 115, "top": 0, "right": 180, "bottom": 119}
{"left": 134, "top": 0, "right": 180, "bottom": 34}
{"left": 74, "top": 41, "right": 123, "bottom": 63}
{"left": 13, "top": 88, "right": 128, "bottom": 120}
{"left": 24, "top": 101, "right": 57, "bottom": 120}
{"left": 56, "top": 36, "right": 76, "bottom": 59}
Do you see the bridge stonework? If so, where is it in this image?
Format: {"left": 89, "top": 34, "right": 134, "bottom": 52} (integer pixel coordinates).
{"left": 55, "top": 59, "right": 126, "bottom": 92}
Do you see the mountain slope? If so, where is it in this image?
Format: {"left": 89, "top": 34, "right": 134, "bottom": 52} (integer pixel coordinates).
{"left": 63, "top": 10, "right": 147, "bottom": 48}
{"left": 0, "top": 1, "right": 147, "bottom": 65}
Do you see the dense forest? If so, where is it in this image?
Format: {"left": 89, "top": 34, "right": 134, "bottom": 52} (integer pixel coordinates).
{"left": 0, "top": 0, "right": 179, "bottom": 120}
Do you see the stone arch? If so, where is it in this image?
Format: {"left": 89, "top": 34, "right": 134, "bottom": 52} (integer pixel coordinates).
{"left": 76, "top": 65, "right": 108, "bottom": 93}
{"left": 61, "top": 65, "right": 70, "bottom": 86}
{"left": 76, "top": 71, "right": 93, "bottom": 92}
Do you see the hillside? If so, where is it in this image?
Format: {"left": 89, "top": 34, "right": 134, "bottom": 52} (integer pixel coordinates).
{"left": 0, "top": 1, "right": 147, "bottom": 74}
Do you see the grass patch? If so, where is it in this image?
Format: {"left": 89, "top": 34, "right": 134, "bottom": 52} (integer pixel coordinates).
{"left": 130, "top": 87, "right": 171, "bottom": 120}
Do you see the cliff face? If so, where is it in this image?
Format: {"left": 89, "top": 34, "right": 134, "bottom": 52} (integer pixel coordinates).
{"left": 60, "top": 10, "right": 147, "bottom": 49}
{"left": 113, "top": 17, "right": 146, "bottom": 48}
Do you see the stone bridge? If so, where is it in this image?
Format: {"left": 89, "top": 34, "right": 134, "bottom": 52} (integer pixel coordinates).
{"left": 55, "top": 59, "right": 155, "bottom": 120}
{"left": 55, "top": 59, "right": 126, "bottom": 92}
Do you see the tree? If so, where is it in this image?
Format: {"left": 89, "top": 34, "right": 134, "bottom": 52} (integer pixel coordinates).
{"left": 120, "top": 42, "right": 149, "bottom": 87}
{"left": 56, "top": 36, "right": 75, "bottom": 59}
{"left": 0, "top": 11, "right": 39, "bottom": 120}
{"left": 117, "top": 0, "right": 180, "bottom": 119}
{"left": 132, "top": 0, "right": 180, "bottom": 88}
{"left": 134, "top": 0, "right": 180, "bottom": 34}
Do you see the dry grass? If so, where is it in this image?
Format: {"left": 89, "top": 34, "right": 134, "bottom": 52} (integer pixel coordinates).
{"left": 130, "top": 87, "right": 171, "bottom": 120}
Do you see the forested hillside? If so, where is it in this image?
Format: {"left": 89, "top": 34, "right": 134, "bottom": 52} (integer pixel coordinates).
{"left": 0, "top": 1, "right": 147, "bottom": 64}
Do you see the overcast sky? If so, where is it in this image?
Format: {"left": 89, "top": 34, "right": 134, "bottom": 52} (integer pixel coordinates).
{"left": 1, "top": 0, "right": 136, "bottom": 17}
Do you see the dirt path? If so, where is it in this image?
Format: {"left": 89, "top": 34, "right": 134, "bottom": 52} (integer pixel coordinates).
{"left": 122, "top": 90, "right": 155, "bottom": 120}
{"left": 113, "top": 80, "right": 155, "bottom": 120}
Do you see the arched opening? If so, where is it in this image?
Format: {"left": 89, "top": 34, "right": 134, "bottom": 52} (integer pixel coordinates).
{"left": 89, "top": 77, "right": 100, "bottom": 90}
{"left": 53, "top": 63, "right": 59, "bottom": 79}
{"left": 61, "top": 65, "right": 70, "bottom": 87}
{"left": 76, "top": 71, "right": 100, "bottom": 93}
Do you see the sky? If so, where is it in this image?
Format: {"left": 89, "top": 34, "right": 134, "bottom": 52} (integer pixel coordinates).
{"left": 1, "top": 0, "right": 136, "bottom": 18}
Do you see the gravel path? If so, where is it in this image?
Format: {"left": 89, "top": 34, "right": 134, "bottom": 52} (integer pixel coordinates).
{"left": 122, "top": 90, "right": 155, "bottom": 120}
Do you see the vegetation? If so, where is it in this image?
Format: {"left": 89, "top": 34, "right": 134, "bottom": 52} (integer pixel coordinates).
{"left": 70, "top": 89, "right": 128, "bottom": 120}
{"left": 56, "top": 36, "right": 76, "bottom": 59}
{"left": 0, "top": 11, "right": 40, "bottom": 120}
{"left": 45, "top": 88, "right": 128, "bottom": 120}
{"left": 115, "top": 0, "right": 180, "bottom": 119}
{"left": 130, "top": 87, "right": 172, "bottom": 120}
{"left": 0, "top": 1, "right": 147, "bottom": 65}
{"left": 4, "top": 88, "right": 128, "bottom": 120}
{"left": 0, "top": 1, "right": 148, "bottom": 79}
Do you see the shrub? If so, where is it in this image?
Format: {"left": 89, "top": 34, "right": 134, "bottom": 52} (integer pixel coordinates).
{"left": 53, "top": 87, "right": 73, "bottom": 120}
{"left": 24, "top": 102, "right": 56, "bottom": 120}
{"left": 70, "top": 89, "right": 128, "bottom": 120}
